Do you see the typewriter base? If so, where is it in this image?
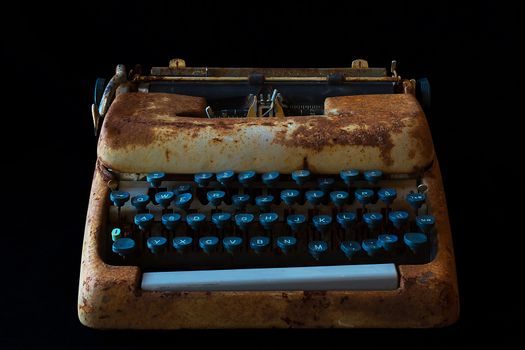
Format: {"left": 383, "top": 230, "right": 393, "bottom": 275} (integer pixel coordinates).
{"left": 78, "top": 162, "right": 459, "bottom": 329}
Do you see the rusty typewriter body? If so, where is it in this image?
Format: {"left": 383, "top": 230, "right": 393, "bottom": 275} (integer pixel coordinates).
{"left": 79, "top": 59, "right": 459, "bottom": 328}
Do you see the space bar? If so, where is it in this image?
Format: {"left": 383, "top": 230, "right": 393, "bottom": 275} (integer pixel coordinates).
{"left": 141, "top": 264, "right": 398, "bottom": 291}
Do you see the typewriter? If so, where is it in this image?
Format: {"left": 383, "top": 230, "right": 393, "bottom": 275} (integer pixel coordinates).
{"left": 79, "top": 58, "right": 459, "bottom": 328}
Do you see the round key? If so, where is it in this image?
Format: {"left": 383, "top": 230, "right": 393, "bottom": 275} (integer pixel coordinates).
{"left": 363, "top": 212, "right": 383, "bottom": 230}
{"left": 131, "top": 194, "right": 150, "bottom": 210}
{"left": 404, "top": 232, "right": 428, "bottom": 253}
{"left": 280, "top": 189, "right": 300, "bottom": 205}
{"left": 340, "top": 241, "right": 362, "bottom": 259}
{"left": 305, "top": 190, "right": 324, "bottom": 206}
{"left": 378, "top": 234, "right": 399, "bottom": 251}
{"left": 134, "top": 213, "right": 154, "bottom": 231}
{"left": 308, "top": 241, "right": 328, "bottom": 260}
{"left": 291, "top": 169, "right": 311, "bottom": 186}
{"left": 172, "top": 236, "right": 193, "bottom": 252}
{"left": 317, "top": 178, "right": 335, "bottom": 192}
{"left": 174, "top": 193, "right": 193, "bottom": 211}
{"left": 312, "top": 215, "right": 332, "bottom": 233}
{"left": 155, "top": 191, "right": 175, "bottom": 208}
{"left": 250, "top": 236, "right": 270, "bottom": 253}
{"left": 238, "top": 170, "right": 256, "bottom": 186}
{"left": 235, "top": 213, "right": 254, "bottom": 231}
{"left": 211, "top": 212, "right": 232, "bottom": 230}
{"left": 112, "top": 237, "right": 136, "bottom": 256}
{"left": 336, "top": 212, "right": 357, "bottom": 229}
{"left": 174, "top": 183, "right": 192, "bottom": 195}
{"left": 259, "top": 212, "right": 279, "bottom": 230}
{"left": 330, "top": 191, "right": 349, "bottom": 207}
{"left": 109, "top": 191, "right": 130, "bottom": 207}
{"left": 388, "top": 211, "right": 409, "bottom": 229}
{"left": 255, "top": 195, "right": 274, "bottom": 211}
{"left": 277, "top": 236, "right": 297, "bottom": 254}
{"left": 378, "top": 188, "right": 397, "bottom": 205}
{"left": 194, "top": 172, "right": 213, "bottom": 187}
{"left": 362, "top": 239, "right": 383, "bottom": 257}
{"left": 340, "top": 169, "right": 360, "bottom": 185}
{"left": 161, "top": 213, "right": 181, "bottom": 231}
{"left": 216, "top": 170, "right": 235, "bottom": 186}
{"left": 186, "top": 213, "right": 206, "bottom": 231}
{"left": 363, "top": 170, "right": 382, "bottom": 184}
{"left": 286, "top": 214, "right": 306, "bottom": 231}
{"left": 111, "top": 227, "right": 122, "bottom": 242}
{"left": 146, "top": 172, "right": 165, "bottom": 188}
{"left": 207, "top": 190, "right": 226, "bottom": 206}
{"left": 262, "top": 171, "right": 280, "bottom": 187}
{"left": 232, "top": 194, "right": 250, "bottom": 209}
{"left": 406, "top": 192, "right": 426, "bottom": 210}
{"left": 223, "top": 236, "right": 243, "bottom": 254}
{"left": 147, "top": 236, "right": 168, "bottom": 254}
{"left": 355, "top": 189, "right": 374, "bottom": 206}
{"left": 199, "top": 236, "right": 219, "bottom": 254}
{"left": 416, "top": 215, "right": 436, "bottom": 233}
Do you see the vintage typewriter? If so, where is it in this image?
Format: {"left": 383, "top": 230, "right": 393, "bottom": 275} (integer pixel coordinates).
{"left": 79, "top": 58, "right": 459, "bottom": 328}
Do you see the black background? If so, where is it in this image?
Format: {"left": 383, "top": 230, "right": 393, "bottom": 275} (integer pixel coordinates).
{"left": 1, "top": 1, "right": 522, "bottom": 348}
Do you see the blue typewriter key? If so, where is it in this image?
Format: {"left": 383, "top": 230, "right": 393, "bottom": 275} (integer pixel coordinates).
{"left": 340, "top": 241, "right": 362, "bottom": 259}
{"left": 134, "top": 213, "right": 154, "bottom": 231}
{"left": 111, "top": 228, "right": 122, "bottom": 242}
{"left": 155, "top": 191, "right": 175, "bottom": 208}
{"left": 340, "top": 169, "right": 360, "bottom": 185}
{"left": 238, "top": 170, "right": 256, "bottom": 186}
{"left": 363, "top": 212, "right": 383, "bottom": 230}
{"left": 355, "top": 189, "right": 374, "bottom": 206}
{"left": 255, "top": 195, "right": 274, "bottom": 211}
{"left": 174, "top": 183, "right": 192, "bottom": 195}
{"left": 312, "top": 215, "right": 332, "bottom": 233}
{"left": 207, "top": 190, "right": 226, "bottom": 206}
{"left": 378, "top": 234, "right": 399, "bottom": 251}
{"left": 194, "top": 172, "right": 213, "bottom": 187}
{"left": 112, "top": 237, "right": 136, "bottom": 256}
{"left": 305, "top": 190, "right": 324, "bottom": 206}
{"left": 404, "top": 232, "right": 428, "bottom": 254}
{"left": 232, "top": 194, "right": 250, "bottom": 209}
{"left": 199, "top": 236, "right": 219, "bottom": 254}
{"left": 174, "top": 193, "right": 193, "bottom": 211}
{"left": 186, "top": 213, "right": 206, "bottom": 231}
{"left": 286, "top": 214, "right": 306, "bottom": 231}
{"left": 110, "top": 191, "right": 130, "bottom": 207}
{"left": 378, "top": 188, "right": 397, "bottom": 205}
{"left": 223, "top": 236, "right": 243, "bottom": 253}
{"left": 131, "top": 194, "right": 150, "bottom": 210}
{"left": 308, "top": 241, "right": 328, "bottom": 260}
{"left": 291, "top": 169, "right": 311, "bottom": 186}
{"left": 216, "top": 170, "right": 235, "bottom": 186}
{"left": 146, "top": 172, "right": 165, "bottom": 188}
{"left": 262, "top": 171, "right": 280, "bottom": 186}
{"left": 318, "top": 178, "right": 335, "bottom": 192}
{"left": 211, "top": 212, "right": 232, "bottom": 229}
{"left": 147, "top": 236, "right": 167, "bottom": 254}
{"left": 235, "top": 213, "right": 255, "bottom": 231}
{"left": 161, "top": 213, "right": 181, "bottom": 231}
{"left": 172, "top": 236, "right": 193, "bottom": 252}
{"left": 259, "top": 212, "right": 279, "bottom": 230}
{"left": 277, "top": 236, "right": 297, "bottom": 254}
{"left": 280, "top": 189, "right": 300, "bottom": 205}
{"left": 406, "top": 192, "right": 426, "bottom": 210}
{"left": 336, "top": 212, "right": 357, "bottom": 229}
{"left": 250, "top": 236, "right": 271, "bottom": 253}
{"left": 416, "top": 215, "right": 436, "bottom": 233}
{"left": 363, "top": 170, "right": 383, "bottom": 184}
{"left": 388, "top": 211, "right": 409, "bottom": 229}
{"left": 362, "top": 239, "right": 383, "bottom": 257}
{"left": 330, "top": 191, "right": 349, "bottom": 207}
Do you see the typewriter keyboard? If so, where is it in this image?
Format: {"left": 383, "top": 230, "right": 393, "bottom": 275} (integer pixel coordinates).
{"left": 103, "top": 170, "right": 436, "bottom": 291}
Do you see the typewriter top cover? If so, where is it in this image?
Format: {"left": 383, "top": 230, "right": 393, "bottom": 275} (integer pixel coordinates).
{"left": 79, "top": 59, "right": 459, "bottom": 329}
